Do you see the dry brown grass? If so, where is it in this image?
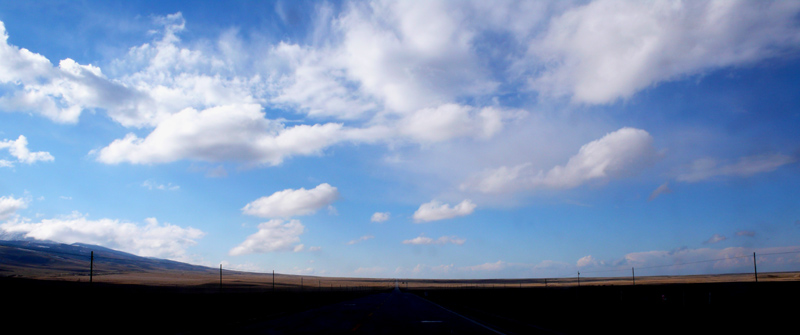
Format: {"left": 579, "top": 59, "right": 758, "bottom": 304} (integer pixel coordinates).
{"left": 14, "top": 269, "right": 798, "bottom": 290}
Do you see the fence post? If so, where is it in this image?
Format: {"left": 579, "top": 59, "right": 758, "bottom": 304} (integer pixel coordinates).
{"left": 272, "top": 270, "right": 275, "bottom": 293}
{"left": 89, "top": 251, "right": 93, "bottom": 284}
{"left": 577, "top": 271, "right": 580, "bottom": 287}
{"left": 219, "top": 264, "right": 222, "bottom": 291}
{"left": 632, "top": 267, "right": 635, "bottom": 286}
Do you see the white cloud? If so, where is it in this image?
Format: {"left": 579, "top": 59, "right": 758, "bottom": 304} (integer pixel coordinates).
{"left": 0, "top": 135, "right": 54, "bottom": 165}
{"left": 577, "top": 255, "right": 599, "bottom": 267}
{"left": 402, "top": 234, "right": 465, "bottom": 245}
{"left": 676, "top": 153, "right": 796, "bottom": 182}
{"left": 395, "top": 104, "right": 510, "bottom": 143}
{"left": 704, "top": 234, "right": 727, "bottom": 244}
{"left": 648, "top": 182, "right": 672, "bottom": 201}
{"left": 0, "top": 20, "right": 154, "bottom": 125}
{"left": 95, "top": 104, "right": 361, "bottom": 166}
{"left": 142, "top": 180, "right": 180, "bottom": 191}
{"left": 347, "top": 235, "right": 374, "bottom": 245}
{"left": 529, "top": 0, "right": 800, "bottom": 104}
{"left": 242, "top": 183, "right": 339, "bottom": 218}
{"left": 1, "top": 13, "right": 260, "bottom": 128}
{"left": 413, "top": 199, "right": 476, "bottom": 223}
{"left": 462, "top": 127, "right": 657, "bottom": 193}
{"left": 228, "top": 219, "right": 305, "bottom": 256}
{"left": 0, "top": 212, "right": 205, "bottom": 261}
{"left": 371, "top": 212, "right": 390, "bottom": 222}
{"left": 0, "top": 196, "right": 27, "bottom": 221}
{"left": 270, "top": 1, "right": 498, "bottom": 118}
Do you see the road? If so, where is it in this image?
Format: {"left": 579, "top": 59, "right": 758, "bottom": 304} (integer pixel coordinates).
{"left": 233, "top": 287, "right": 505, "bottom": 334}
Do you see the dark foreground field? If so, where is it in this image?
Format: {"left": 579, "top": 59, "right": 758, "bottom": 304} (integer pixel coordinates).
{"left": 408, "top": 281, "right": 799, "bottom": 334}
{"left": 4, "top": 277, "right": 798, "bottom": 334}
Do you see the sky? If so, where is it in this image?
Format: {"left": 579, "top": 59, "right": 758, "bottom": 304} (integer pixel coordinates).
{"left": 0, "top": 0, "right": 799, "bottom": 279}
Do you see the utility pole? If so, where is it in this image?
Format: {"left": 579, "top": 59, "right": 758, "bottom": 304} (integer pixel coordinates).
{"left": 272, "top": 270, "right": 275, "bottom": 292}
{"left": 89, "top": 251, "right": 94, "bottom": 284}
{"left": 753, "top": 252, "right": 758, "bottom": 283}
{"left": 219, "top": 264, "right": 222, "bottom": 290}
{"left": 577, "top": 271, "right": 580, "bottom": 287}
{"left": 632, "top": 267, "right": 635, "bottom": 286}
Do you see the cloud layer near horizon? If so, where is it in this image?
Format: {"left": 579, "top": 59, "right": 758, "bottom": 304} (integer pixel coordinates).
{"left": 0, "top": 212, "right": 204, "bottom": 260}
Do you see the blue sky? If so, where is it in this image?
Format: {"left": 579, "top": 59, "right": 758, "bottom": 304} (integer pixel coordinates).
{"left": 1, "top": 0, "right": 799, "bottom": 279}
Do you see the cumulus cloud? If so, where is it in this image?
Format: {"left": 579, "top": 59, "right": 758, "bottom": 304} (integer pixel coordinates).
{"left": 347, "top": 235, "right": 374, "bottom": 245}
{"left": 371, "top": 212, "right": 390, "bottom": 222}
{"left": 676, "top": 153, "right": 796, "bottom": 182}
{"left": 0, "top": 212, "right": 205, "bottom": 260}
{"left": 529, "top": 0, "right": 800, "bottom": 104}
{"left": 413, "top": 199, "right": 476, "bottom": 223}
{"left": 0, "top": 196, "right": 27, "bottom": 221}
{"left": 648, "top": 182, "right": 672, "bottom": 201}
{"left": 270, "top": 1, "right": 498, "bottom": 118}
{"left": 242, "top": 183, "right": 339, "bottom": 218}
{"left": 577, "top": 255, "right": 600, "bottom": 267}
{"left": 228, "top": 219, "right": 305, "bottom": 256}
{"left": 402, "top": 234, "right": 465, "bottom": 245}
{"left": 0, "top": 135, "right": 54, "bottom": 166}
{"left": 462, "top": 127, "right": 658, "bottom": 193}
{"left": 94, "top": 104, "right": 365, "bottom": 166}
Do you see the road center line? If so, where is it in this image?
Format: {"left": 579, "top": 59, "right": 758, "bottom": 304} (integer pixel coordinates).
{"left": 417, "top": 295, "right": 507, "bottom": 335}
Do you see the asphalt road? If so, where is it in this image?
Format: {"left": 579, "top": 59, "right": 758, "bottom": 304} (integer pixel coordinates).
{"left": 234, "top": 288, "right": 505, "bottom": 334}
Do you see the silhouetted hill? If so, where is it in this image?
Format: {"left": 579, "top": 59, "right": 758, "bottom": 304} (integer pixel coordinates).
{"left": 0, "top": 239, "right": 215, "bottom": 277}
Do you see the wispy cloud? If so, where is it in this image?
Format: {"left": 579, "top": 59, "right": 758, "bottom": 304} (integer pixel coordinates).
{"left": 402, "top": 234, "right": 465, "bottom": 245}
{"left": 142, "top": 180, "right": 180, "bottom": 191}
{"left": 347, "top": 235, "right": 374, "bottom": 245}
{"left": 648, "top": 182, "right": 672, "bottom": 201}
{"left": 704, "top": 234, "right": 727, "bottom": 244}
{"left": 677, "top": 154, "right": 796, "bottom": 182}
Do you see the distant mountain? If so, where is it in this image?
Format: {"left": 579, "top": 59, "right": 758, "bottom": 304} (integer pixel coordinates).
{"left": 0, "top": 239, "right": 216, "bottom": 278}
